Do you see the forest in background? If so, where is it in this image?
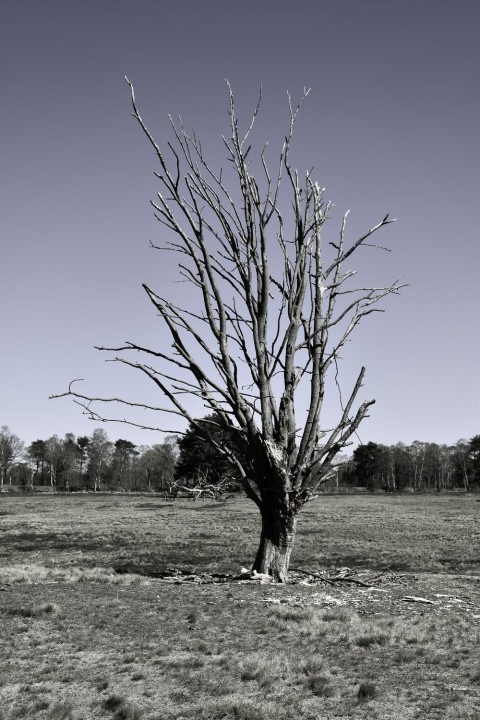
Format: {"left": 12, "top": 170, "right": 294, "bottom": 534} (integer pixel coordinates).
{"left": 0, "top": 424, "right": 479, "bottom": 495}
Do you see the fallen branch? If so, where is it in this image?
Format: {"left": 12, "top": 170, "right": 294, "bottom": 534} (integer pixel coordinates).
{"left": 290, "top": 568, "right": 336, "bottom": 586}
{"left": 291, "top": 567, "right": 373, "bottom": 587}
{"left": 326, "top": 575, "right": 372, "bottom": 587}
{"left": 369, "top": 568, "right": 393, "bottom": 583}
{"left": 400, "top": 596, "right": 435, "bottom": 605}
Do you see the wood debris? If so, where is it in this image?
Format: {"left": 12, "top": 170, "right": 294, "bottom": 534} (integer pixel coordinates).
{"left": 113, "top": 564, "right": 414, "bottom": 588}
{"left": 289, "top": 566, "right": 403, "bottom": 588}
{"left": 400, "top": 596, "right": 436, "bottom": 605}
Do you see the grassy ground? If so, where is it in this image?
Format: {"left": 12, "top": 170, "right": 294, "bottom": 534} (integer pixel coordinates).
{"left": 0, "top": 492, "right": 479, "bottom": 719}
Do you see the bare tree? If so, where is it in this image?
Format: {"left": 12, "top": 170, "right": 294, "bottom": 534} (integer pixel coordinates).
{"left": 86, "top": 428, "right": 112, "bottom": 492}
{"left": 54, "top": 81, "right": 404, "bottom": 581}
{"left": 0, "top": 426, "right": 24, "bottom": 489}
{"left": 43, "top": 435, "right": 64, "bottom": 487}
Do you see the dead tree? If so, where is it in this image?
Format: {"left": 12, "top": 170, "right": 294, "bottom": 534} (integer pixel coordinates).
{"left": 167, "top": 475, "right": 232, "bottom": 502}
{"left": 53, "top": 81, "right": 404, "bottom": 581}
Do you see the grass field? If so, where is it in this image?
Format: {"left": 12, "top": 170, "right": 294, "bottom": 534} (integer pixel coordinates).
{"left": 0, "top": 492, "right": 479, "bottom": 719}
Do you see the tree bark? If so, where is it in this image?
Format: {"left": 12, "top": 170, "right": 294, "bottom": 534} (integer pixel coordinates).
{"left": 252, "top": 501, "right": 298, "bottom": 583}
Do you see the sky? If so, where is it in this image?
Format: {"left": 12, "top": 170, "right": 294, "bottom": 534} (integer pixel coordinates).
{"left": 1, "top": 0, "right": 479, "bottom": 451}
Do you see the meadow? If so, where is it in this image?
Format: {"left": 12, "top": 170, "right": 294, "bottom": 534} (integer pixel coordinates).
{"left": 0, "top": 492, "right": 479, "bottom": 719}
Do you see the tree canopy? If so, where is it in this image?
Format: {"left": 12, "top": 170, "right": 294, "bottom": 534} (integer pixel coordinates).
{"left": 175, "top": 414, "right": 241, "bottom": 485}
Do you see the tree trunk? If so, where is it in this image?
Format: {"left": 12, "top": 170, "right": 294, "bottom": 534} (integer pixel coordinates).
{"left": 252, "top": 501, "right": 298, "bottom": 583}
{"left": 27, "top": 468, "right": 35, "bottom": 491}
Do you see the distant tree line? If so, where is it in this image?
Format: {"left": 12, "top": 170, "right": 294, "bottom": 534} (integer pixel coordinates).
{"left": 0, "top": 425, "right": 178, "bottom": 492}
{"left": 333, "top": 438, "right": 480, "bottom": 493}
{"left": 0, "top": 423, "right": 479, "bottom": 493}
{"left": 173, "top": 422, "right": 480, "bottom": 494}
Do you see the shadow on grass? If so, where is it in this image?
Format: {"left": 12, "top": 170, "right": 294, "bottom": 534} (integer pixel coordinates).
{"left": 134, "top": 503, "right": 176, "bottom": 510}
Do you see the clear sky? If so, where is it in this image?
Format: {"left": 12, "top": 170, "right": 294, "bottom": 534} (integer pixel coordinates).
{"left": 1, "top": 0, "right": 478, "bottom": 450}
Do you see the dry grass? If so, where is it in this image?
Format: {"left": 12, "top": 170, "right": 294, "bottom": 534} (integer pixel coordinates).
{"left": 0, "top": 492, "right": 479, "bottom": 719}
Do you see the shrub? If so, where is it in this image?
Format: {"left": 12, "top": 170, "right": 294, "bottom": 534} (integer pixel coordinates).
{"left": 355, "top": 631, "right": 388, "bottom": 648}
{"left": 103, "top": 695, "right": 143, "bottom": 720}
{"left": 103, "top": 695, "right": 125, "bottom": 711}
{"left": 357, "top": 682, "right": 378, "bottom": 701}
{"left": 308, "top": 671, "right": 335, "bottom": 697}
{"left": 300, "top": 655, "right": 324, "bottom": 675}
{"left": 5, "top": 602, "right": 59, "bottom": 618}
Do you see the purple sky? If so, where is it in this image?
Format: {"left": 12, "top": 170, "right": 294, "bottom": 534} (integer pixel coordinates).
{"left": 1, "top": 0, "right": 479, "bottom": 450}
